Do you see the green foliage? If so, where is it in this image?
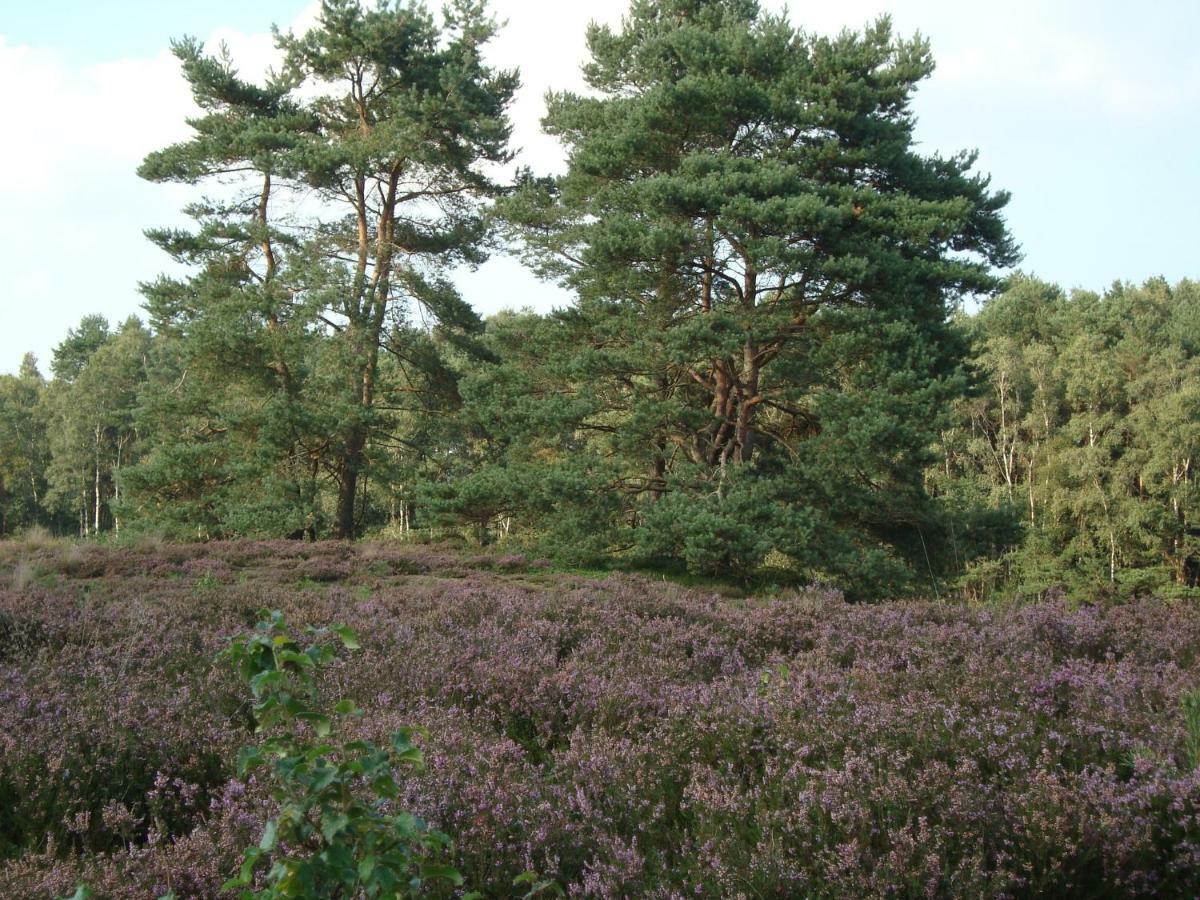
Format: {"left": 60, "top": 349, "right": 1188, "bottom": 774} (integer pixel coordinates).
{"left": 937, "top": 276, "right": 1200, "bottom": 600}
{"left": 133, "top": 0, "right": 517, "bottom": 539}
{"left": 0, "top": 355, "right": 49, "bottom": 535}
{"left": 219, "top": 611, "right": 460, "bottom": 898}
{"left": 1, "top": 1, "right": 1195, "bottom": 606}
{"left": 51, "top": 316, "right": 112, "bottom": 384}
{"left": 511, "top": 871, "right": 565, "bottom": 898}
{"left": 1184, "top": 689, "right": 1200, "bottom": 770}
{"left": 42, "top": 318, "right": 151, "bottom": 537}
{"left": 428, "top": 2, "right": 1013, "bottom": 595}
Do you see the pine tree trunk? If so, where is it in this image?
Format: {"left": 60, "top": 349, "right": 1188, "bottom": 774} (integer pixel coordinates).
{"left": 334, "top": 427, "right": 366, "bottom": 540}
{"left": 733, "top": 339, "right": 759, "bottom": 464}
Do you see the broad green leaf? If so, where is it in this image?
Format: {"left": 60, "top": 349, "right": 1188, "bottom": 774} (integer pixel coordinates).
{"left": 358, "top": 855, "right": 377, "bottom": 882}
{"left": 249, "top": 669, "right": 284, "bottom": 695}
{"left": 237, "top": 745, "right": 263, "bottom": 776}
{"left": 420, "top": 864, "right": 465, "bottom": 886}
{"left": 296, "top": 711, "right": 332, "bottom": 737}
{"left": 321, "top": 810, "right": 350, "bottom": 842}
{"left": 259, "top": 819, "right": 278, "bottom": 851}
{"left": 238, "top": 846, "right": 263, "bottom": 882}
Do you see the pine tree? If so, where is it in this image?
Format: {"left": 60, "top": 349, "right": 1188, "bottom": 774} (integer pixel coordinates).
{"left": 492, "top": 0, "right": 1015, "bottom": 589}
{"left": 138, "top": 0, "right": 517, "bottom": 538}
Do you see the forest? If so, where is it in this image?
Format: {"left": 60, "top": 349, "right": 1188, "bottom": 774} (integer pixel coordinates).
{"left": 4, "top": 274, "right": 1197, "bottom": 601}
{"left": 0, "top": 1, "right": 1196, "bottom": 603}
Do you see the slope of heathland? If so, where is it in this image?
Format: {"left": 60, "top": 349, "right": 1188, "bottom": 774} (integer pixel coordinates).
{"left": 2, "top": 539, "right": 1199, "bottom": 897}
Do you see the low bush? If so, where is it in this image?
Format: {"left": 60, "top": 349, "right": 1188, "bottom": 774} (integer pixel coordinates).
{"left": 0, "top": 543, "right": 1198, "bottom": 897}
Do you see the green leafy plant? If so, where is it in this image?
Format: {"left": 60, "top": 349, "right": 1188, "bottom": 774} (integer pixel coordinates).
{"left": 512, "top": 871, "right": 565, "bottom": 898}
{"left": 1183, "top": 689, "right": 1200, "bottom": 769}
{"left": 220, "top": 610, "right": 461, "bottom": 898}
{"left": 196, "top": 571, "right": 221, "bottom": 592}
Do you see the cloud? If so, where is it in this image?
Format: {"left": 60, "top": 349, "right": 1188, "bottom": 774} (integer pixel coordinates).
{"left": 0, "top": 5, "right": 321, "bottom": 371}
{"left": 0, "top": 38, "right": 189, "bottom": 195}
{"left": 0, "top": 3, "right": 323, "bottom": 195}
{"left": 931, "top": 19, "right": 1198, "bottom": 122}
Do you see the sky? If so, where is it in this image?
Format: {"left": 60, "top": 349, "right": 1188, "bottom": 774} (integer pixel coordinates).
{"left": 1, "top": 0, "right": 1198, "bottom": 374}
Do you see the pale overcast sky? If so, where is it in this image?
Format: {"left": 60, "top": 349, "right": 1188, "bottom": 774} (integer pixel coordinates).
{"left": 1, "top": 0, "right": 1198, "bottom": 373}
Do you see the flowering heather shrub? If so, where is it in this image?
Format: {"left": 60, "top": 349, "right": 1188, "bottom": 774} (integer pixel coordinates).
{"left": 0, "top": 541, "right": 1199, "bottom": 897}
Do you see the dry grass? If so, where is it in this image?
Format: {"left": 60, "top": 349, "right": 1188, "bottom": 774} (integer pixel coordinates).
{"left": 8, "top": 559, "right": 37, "bottom": 591}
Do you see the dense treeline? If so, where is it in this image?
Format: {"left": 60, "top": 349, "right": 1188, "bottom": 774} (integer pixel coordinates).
{"left": 937, "top": 276, "right": 1200, "bottom": 600}
{"left": 0, "top": 0, "right": 1196, "bottom": 600}
{"left": 4, "top": 276, "right": 1196, "bottom": 600}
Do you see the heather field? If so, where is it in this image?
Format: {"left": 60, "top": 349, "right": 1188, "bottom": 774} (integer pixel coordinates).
{"left": 2, "top": 540, "right": 1200, "bottom": 898}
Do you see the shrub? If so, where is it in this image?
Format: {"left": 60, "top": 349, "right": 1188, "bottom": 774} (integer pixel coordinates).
{"left": 2, "top": 543, "right": 1200, "bottom": 897}
{"left": 1183, "top": 689, "right": 1200, "bottom": 770}
{"left": 219, "top": 611, "right": 461, "bottom": 899}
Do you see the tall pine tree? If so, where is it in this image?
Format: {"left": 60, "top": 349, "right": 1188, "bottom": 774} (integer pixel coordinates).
{"left": 137, "top": 0, "right": 517, "bottom": 538}
{"left": 491, "top": 0, "right": 1016, "bottom": 589}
